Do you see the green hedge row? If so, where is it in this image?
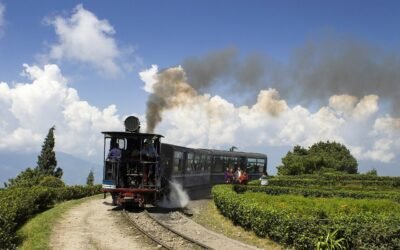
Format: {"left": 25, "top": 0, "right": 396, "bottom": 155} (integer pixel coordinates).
{"left": 212, "top": 185, "right": 400, "bottom": 249}
{"left": 235, "top": 185, "right": 400, "bottom": 202}
{"left": 272, "top": 173, "right": 400, "bottom": 181}
{"left": 267, "top": 178, "right": 400, "bottom": 189}
{"left": 0, "top": 185, "right": 101, "bottom": 249}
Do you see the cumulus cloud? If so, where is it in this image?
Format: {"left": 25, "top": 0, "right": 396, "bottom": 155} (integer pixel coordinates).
{"left": 46, "top": 4, "right": 122, "bottom": 75}
{"left": 139, "top": 65, "right": 400, "bottom": 164}
{"left": 139, "top": 65, "right": 158, "bottom": 93}
{"left": 0, "top": 2, "right": 5, "bottom": 37}
{"left": 0, "top": 64, "right": 121, "bottom": 159}
{"left": 329, "top": 94, "right": 379, "bottom": 119}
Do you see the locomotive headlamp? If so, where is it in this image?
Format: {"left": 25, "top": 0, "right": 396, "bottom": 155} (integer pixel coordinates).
{"left": 124, "top": 116, "right": 140, "bottom": 132}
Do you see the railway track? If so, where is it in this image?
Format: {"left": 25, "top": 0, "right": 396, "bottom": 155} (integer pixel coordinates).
{"left": 122, "top": 208, "right": 212, "bottom": 250}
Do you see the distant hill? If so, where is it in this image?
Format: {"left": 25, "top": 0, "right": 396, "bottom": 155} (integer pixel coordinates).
{"left": 0, "top": 151, "right": 102, "bottom": 187}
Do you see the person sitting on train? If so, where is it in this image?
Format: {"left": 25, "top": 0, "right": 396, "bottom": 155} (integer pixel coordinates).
{"left": 107, "top": 141, "right": 122, "bottom": 161}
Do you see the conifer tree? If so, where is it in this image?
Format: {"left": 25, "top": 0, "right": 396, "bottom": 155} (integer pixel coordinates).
{"left": 86, "top": 170, "right": 94, "bottom": 186}
{"left": 37, "top": 126, "right": 63, "bottom": 178}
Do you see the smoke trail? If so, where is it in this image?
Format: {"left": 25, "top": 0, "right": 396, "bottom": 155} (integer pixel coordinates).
{"left": 183, "top": 48, "right": 268, "bottom": 93}
{"left": 144, "top": 38, "right": 400, "bottom": 132}
{"left": 146, "top": 66, "right": 197, "bottom": 133}
{"left": 287, "top": 38, "right": 400, "bottom": 111}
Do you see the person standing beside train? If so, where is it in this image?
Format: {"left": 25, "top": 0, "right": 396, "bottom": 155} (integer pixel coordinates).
{"left": 260, "top": 171, "right": 269, "bottom": 186}
{"left": 234, "top": 168, "right": 242, "bottom": 183}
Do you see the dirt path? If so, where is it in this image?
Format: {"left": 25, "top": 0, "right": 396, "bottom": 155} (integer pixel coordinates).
{"left": 50, "top": 197, "right": 153, "bottom": 250}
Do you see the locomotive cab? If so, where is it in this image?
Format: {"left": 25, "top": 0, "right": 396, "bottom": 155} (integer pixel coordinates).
{"left": 101, "top": 116, "right": 164, "bottom": 207}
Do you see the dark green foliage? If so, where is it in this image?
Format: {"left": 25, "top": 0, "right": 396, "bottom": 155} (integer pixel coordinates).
{"left": 37, "top": 126, "right": 63, "bottom": 178}
{"left": 277, "top": 141, "right": 358, "bottom": 175}
{"left": 39, "top": 176, "right": 65, "bottom": 188}
{"left": 86, "top": 170, "right": 94, "bottom": 186}
{"left": 212, "top": 185, "right": 400, "bottom": 249}
{"left": 6, "top": 168, "right": 42, "bottom": 188}
{"left": 235, "top": 185, "right": 400, "bottom": 202}
{"left": 0, "top": 185, "right": 101, "bottom": 249}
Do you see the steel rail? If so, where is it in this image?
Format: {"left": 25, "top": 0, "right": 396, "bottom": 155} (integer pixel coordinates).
{"left": 122, "top": 208, "right": 212, "bottom": 250}
{"left": 144, "top": 210, "right": 212, "bottom": 250}
{"left": 122, "top": 209, "right": 172, "bottom": 250}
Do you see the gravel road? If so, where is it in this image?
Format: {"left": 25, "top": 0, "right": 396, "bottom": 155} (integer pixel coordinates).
{"left": 50, "top": 197, "right": 153, "bottom": 250}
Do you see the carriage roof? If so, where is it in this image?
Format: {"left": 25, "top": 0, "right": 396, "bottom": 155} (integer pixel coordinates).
{"left": 102, "top": 131, "right": 163, "bottom": 139}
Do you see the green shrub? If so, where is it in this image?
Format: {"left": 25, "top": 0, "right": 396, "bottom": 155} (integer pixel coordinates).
{"left": 39, "top": 176, "right": 65, "bottom": 188}
{"left": 235, "top": 185, "right": 400, "bottom": 202}
{"left": 0, "top": 185, "right": 101, "bottom": 249}
{"left": 212, "top": 185, "right": 400, "bottom": 249}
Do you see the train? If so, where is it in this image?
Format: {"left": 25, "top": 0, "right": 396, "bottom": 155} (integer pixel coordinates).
{"left": 101, "top": 116, "right": 267, "bottom": 207}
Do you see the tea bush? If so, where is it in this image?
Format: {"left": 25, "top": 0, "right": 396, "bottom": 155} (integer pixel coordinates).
{"left": 212, "top": 185, "right": 400, "bottom": 249}
{"left": 235, "top": 185, "right": 400, "bottom": 202}
{"left": 0, "top": 185, "right": 101, "bottom": 249}
{"left": 267, "top": 178, "right": 400, "bottom": 189}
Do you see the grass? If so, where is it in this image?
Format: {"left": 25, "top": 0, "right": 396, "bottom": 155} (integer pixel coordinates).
{"left": 190, "top": 199, "right": 282, "bottom": 250}
{"left": 17, "top": 194, "right": 102, "bottom": 250}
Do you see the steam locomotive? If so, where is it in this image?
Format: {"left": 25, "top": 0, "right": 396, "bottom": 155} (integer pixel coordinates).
{"left": 101, "top": 116, "right": 267, "bottom": 207}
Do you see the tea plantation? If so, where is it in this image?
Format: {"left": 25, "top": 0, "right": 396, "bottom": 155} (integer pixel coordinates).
{"left": 212, "top": 174, "right": 400, "bottom": 249}
{"left": 0, "top": 185, "right": 101, "bottom": 249}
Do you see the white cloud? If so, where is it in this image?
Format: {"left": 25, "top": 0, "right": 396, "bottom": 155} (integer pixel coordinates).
{"left": 139, "top": 65, "right": 400, "bottom": 164}
{"left": 0, "top": 64, "right": 122, "bottom": 159}
{"left": 353, "top": 95, "right": 379, "bottom": 119}
{"left": 364, "top": 139, "right": 395, "bottom": 163}
{"left": 47, "top": 4, "right": 122, "bottom": 75}
{"left": 329, "top": 94, "right": 379, "bottom": 119}
{"left": 139, "top": 65, "right": 158, "bottom": 93}
{"left": 329, "top": 94, "right": 358, "bottom": 115}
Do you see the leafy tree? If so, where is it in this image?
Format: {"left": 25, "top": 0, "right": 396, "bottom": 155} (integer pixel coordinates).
{"left": 37, "top": 126, "right": 63, "bottom": 178}
{"left": 5, "top": 167, "right": 42, "bottom": 188}
{"left": 277, "top": 141, "right": 358, "bottom": 175}
{"left": 86, "top": 170, "right": 94, "bottom": 186}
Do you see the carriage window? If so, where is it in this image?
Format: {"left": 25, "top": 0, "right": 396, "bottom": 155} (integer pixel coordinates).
{"left": 173, "top": 151, "right": 183, "bottom": 173}
{"left": 213, "top": 156, "right": 224, "bottom": 173}
{"left": 204, "top": 155, "right": 211, "bottom": 172}
{"left": 118, "top": 139, "right": 125, "bottom": 149}
{"left": 194, "top": 154, "right": 201, "bottom": 173}
{"left": 187, "top": 153, "right": 194, "bottom": 173}
{"left": 257, "top": 159, "right": 265, "bottom": 173}
{"left": 247, "top": 158, "right": 258, "bottom": 173}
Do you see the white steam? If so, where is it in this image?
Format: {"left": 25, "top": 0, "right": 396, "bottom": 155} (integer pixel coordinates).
{"left": 157, "top": 181, "right": 190, "bottom": 208}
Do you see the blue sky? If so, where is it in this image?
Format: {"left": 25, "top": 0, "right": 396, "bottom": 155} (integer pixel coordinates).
{"left": 1, "top": 1, "right": 400, "bottom": 177}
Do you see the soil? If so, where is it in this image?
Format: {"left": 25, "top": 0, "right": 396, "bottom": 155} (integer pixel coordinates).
{"left": 49, "top": 196, "right": 153, "bottom": 250}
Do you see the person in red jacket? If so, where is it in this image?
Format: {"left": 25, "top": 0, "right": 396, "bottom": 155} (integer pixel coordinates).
{"left": 239, "top": 170, "right": 248, "bottom": 185}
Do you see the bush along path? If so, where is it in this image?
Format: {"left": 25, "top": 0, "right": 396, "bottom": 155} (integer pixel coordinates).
{"left": 0, "top": 185, "right": 101, "bottom": 249}
{"left": 212, "top": 185, "right": 400, "bottom": 249}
